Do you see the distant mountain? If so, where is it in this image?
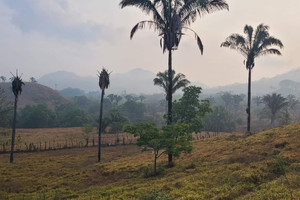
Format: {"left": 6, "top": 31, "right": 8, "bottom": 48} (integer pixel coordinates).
{"left": 0, "top": 82, "right": 71, "bottom": 109}
{"left": 38, "top": 68, "right": 300, "bottom": 97}
{"left": 38, "top": 68, "right": 208, "bottom": 95}
{"left": 204, "top": 68, "right": 300, "bottom": 97}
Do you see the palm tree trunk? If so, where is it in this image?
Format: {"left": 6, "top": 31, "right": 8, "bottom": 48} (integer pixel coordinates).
{"left": 167, "top": 49, "right": 173, "bottom": 166}
{"left": 98, "top": 89, "right": 105, "bottom": 162}
{"left": 10, "top": 96, "right": 18, "bottom": 163}
{"left": 247, "top": 68, "right": 251, "bottom": 133}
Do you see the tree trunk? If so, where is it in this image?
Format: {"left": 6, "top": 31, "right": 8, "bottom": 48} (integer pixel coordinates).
{"left": 10, "top": 96, "right": 18, "bottom": 163}
{"left": 154, "top": 151, "right": 157, "bottom": 176}
{"left": 247, "top": 68, "right": 251, "bottom": 133}
{"left": 98, "top": 89, "right": 105, "bottom": 162}
{"left": 167, "top": 49, "right": 173, "bottom": 166}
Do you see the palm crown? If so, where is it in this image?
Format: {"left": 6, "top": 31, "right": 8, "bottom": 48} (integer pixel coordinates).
{"left": 98, "top": 68, "right": 110, "bottom": 91}
{"left": 154, "top": 70, "right": 190, "bottom": 100}
{"left": 12, "top": 76, "right": 25, "bottom": 98}
{"left": 221, "top": 24, "right": 284, "bottom": 69}
{"left": 120, "top": 0, "right": 229, "bottom": 53}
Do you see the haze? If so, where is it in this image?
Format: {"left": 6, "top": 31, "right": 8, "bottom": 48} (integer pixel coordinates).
{"left": 0, "top": 0, "right": 299, "bottom": 87}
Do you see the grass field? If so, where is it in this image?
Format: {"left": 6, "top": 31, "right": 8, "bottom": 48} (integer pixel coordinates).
{"left": 0, "top": 124, "right": 300, "bottom": 199}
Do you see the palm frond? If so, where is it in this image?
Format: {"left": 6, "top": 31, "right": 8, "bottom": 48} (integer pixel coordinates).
{"left": 130, "top": 20, "right": 164, "bottom": 39}
{"left": 244, "top": 24, "right": 253, "bottom": 48}
{"left": 258, "top": 49, "right": 282, "bottom": 56}
{"left": 179, "top": 0, "right": 229, "bottom": 21}
{"left": 220, "top": 34, "right": 248, "bottom": 57}
{"left": 120, "top": 0, "right": 165, "bottom": 26}
{"left": 183, "top": 27, "right": 203, "bottom": 54}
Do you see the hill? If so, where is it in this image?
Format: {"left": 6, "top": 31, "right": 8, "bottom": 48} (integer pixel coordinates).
{"left": 0, "top": 82, "right": 71, "bottom": 109}
{"left": 204, "top": 68, "right": 300, "bottom": 96}
{"left": 0, "top": 124, "right": 299, "bottom": 199}
{"left": 38, "top": 68, "right": 207, "bottom": 95}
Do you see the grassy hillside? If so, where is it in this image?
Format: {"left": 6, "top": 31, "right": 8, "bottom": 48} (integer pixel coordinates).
{"left": 0, "top": 82, "right": 70, "bottom": 109}
{"left": 0, "top": 124, "right": 299, "bottom": 199}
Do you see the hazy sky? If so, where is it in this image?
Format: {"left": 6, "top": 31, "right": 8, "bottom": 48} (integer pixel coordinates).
{"left": 0, "top": 0, "right": 299, "bottom": 87}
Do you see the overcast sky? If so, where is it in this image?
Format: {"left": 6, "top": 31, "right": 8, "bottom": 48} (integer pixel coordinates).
{"left": 0, "top": 0, "right": 299, "bottom": 87}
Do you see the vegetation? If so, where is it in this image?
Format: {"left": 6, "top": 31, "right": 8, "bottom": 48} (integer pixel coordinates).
{"left": 153, "top": 70, "right": 190, "bottom": 102}
{"left": 125, "top": 123, "right": 193, "bottom": 175}
{"left": 262, "top": 93, "right": 288, "bottom": 128}
{"left": 98, "top": 68, "right": 110, "bottom": 162}
{"left": 173, "top": 86, "right": 211, "bottom": 133}
{"left": 10, "top": 73, "right": 25, "bottom": 163}
{"left": 221, "top": 24, "right": 284, "bottom": 132}
{"left": 0, "top": 87, "right": 12, "bottom": 128}
{"left": 0, "top": 123, "right": 299, "bottom": 199}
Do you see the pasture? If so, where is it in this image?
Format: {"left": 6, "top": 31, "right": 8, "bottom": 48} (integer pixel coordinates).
{"left": 0, "top": 124, "right": 300, "bottom": 199}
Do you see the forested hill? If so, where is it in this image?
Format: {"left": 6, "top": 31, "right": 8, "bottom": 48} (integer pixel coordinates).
{"left": 0, "top": 82, "right": 70, "bottom": 109}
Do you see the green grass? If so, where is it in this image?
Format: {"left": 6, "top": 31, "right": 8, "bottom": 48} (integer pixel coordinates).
{"left": 0, "top": 123, "right": 300, "bottom": 199}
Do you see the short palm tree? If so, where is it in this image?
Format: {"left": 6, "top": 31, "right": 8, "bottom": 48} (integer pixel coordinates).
{"left": 221, "top": 24, "right": 284, "bottom": 132}
{"left": 262, "top": 93, "right": 288, "bottom": 128}
{"left": 154, "top": 70, "right": 190, "bottom": 101}
{"left": 98, "top": 68, "right": 110, "bottom": 162}
{"left": 10, "top": 73, "right": 25, "bottom": 163}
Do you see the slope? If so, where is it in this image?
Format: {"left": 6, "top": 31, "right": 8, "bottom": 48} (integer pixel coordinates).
{"left": 0, "top": 124, "right": 299, "bottom": 199}
{"left": 0, "top": 82, "right": 71, "bottom": 109}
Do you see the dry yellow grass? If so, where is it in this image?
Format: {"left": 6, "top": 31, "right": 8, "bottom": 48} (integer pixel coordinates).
{"left": 0, "top": 123, "right": 299, "bottom": 199}
{"left": 0, "top": 127, "right": 136, "bottom": 152}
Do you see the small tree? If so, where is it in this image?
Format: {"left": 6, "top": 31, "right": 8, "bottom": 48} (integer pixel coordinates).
{"left": 125, "top": 123, "right": 193, "bottom": 175}
{"left": 173, "top": 86, "right": 211, "bottom": 134}
{"left": 82, "top": 123, "right": 94, "bottom": 147}
{"left": 10, "top": 72, "right": 25, "bottom": 163}
{"left": 98, "top": 68, "right": 110, "bottom": 162}
{"left": 30, "top": 77, "right": 37, "bottom": 83}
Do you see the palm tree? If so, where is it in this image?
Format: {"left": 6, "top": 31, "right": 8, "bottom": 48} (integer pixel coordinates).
{"left": 154, "top": 70, "right": 190, "bottom": 101}
{"left": 121, "top": 0, "right": 228, "bottom": 166}
{"left": 262, "top": 93, "right": 288, "bottom": 128}
{"left": 10, "top": 73, "right": 25, "bottom": 163}
{"left": 120, "top": 0, "right": 228, "bottom": 125}
{"left": 221, "top": 24, "right": 284, "bottom": 132}
{"left": 98, "top": 68, "right": 110, "bottom": 162}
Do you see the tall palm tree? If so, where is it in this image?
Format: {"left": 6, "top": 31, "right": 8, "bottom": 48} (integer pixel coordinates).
{"left": 221, "top": 24, "right": 284, "bottom": 132}
{"left": 121, "top": 0, "right": 228, "bottom": 166}
{"left": 120, "top": 0, "right": 228, "bottom": 125}
{"left": 262, "top": 93, "right": 288, "bottom": 128}
{"left": 10, "top": 73, "right": 25, "bottom": 163}
{"left": 98, "top": 68, "right": 110, "bottom": 162}
{"left": 154, "top": 69, "right": 190, "bottom": 101}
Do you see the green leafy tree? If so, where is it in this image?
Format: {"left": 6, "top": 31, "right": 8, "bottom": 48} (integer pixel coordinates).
{"left": 55, "top": 103, "right": 91, "bottom": 127}
{"left": 203, "top": 105, "right": 235, "bottom": 132}
{"left": 221, "top": 24, "right": 284, "bottom": 132}
{"left": 262, "top": 93, "right": 288, "bottom": 128}
{"left": 10, "top": 72, "right": 25, "bottom": 163}
{"left": 107, "top": 109, "right": 128, "bottom": 134}
{"left": 173, "top": 86, "right": 211, "bottom": 133}
{"left": 98, "top": 68, "right": 110, "bottom": 162}
{"left": 120, "top": 0, "right": 228, "bottom": 127}
{"left": 119, "top": 100, "right": 146, "bottom": 124}
{"left": 125, "top": 123, "right": 193, "bottom": 175}
{"left": 18, "top": 104, "right": 56, "bottom": 128}
{"left": 154, "top": 70, "right": 190, "bottom": 101}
